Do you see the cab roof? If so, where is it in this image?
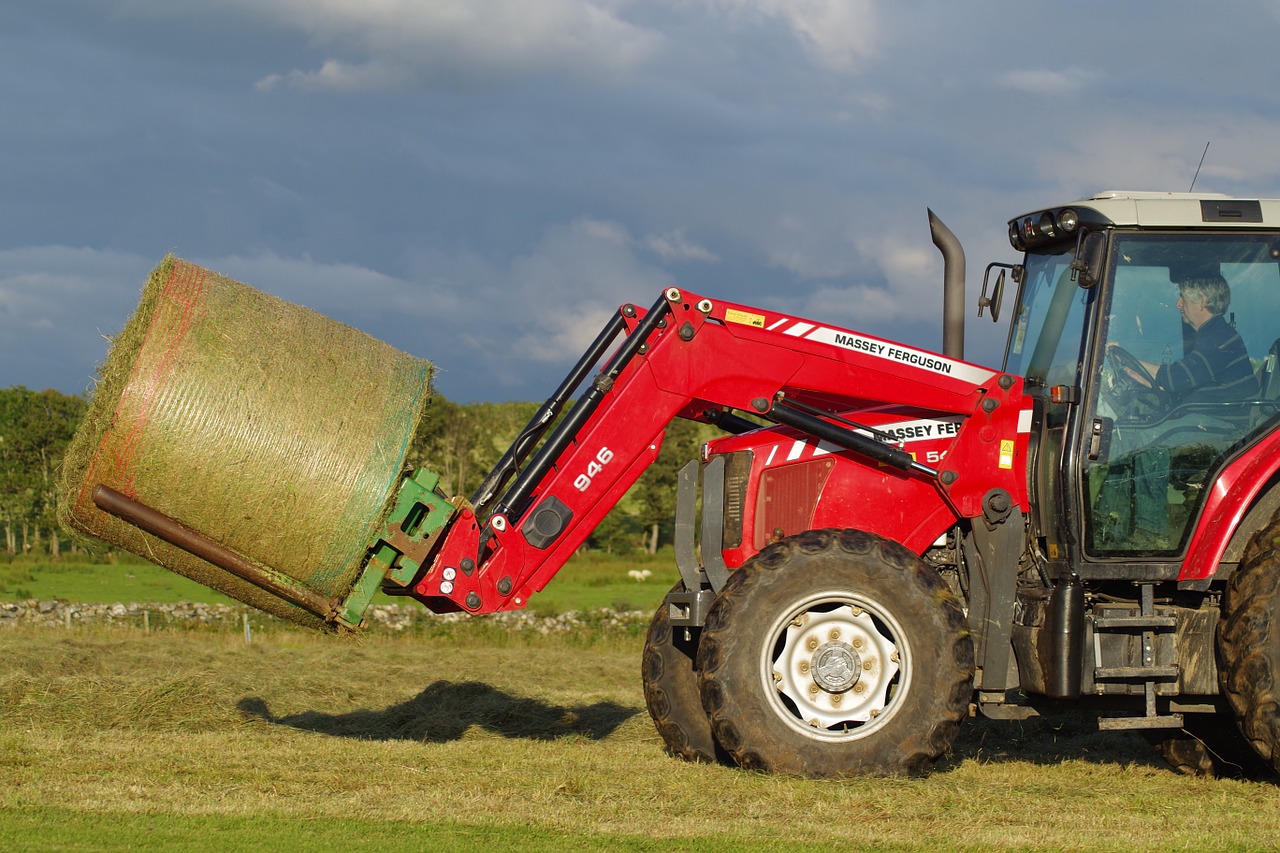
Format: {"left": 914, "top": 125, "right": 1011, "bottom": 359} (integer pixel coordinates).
{"left": 1008, "top": 191, "right": 1280, "bottom": 251}
{"left": 1025, "top": 191, "right": 1280, "bottom": 229}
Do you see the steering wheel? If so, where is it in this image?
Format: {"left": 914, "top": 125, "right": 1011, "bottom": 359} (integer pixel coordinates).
{"left": 1103, "top": 345, "right": 1167, "bottom": 420}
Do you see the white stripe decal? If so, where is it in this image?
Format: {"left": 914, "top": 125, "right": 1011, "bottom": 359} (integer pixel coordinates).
{"left": 855, "top": 416, "right": 964, "bottom": 444}
{"left": 785, "top": 322, "right": 815, "bottom": 337}
{"left": 787, "top": 440, "right": 805, "bottom": 461}
{"left": 767, "top": 318, "right": 789, "bottom": 331}
{"left": 765, "top": 444, "right": 778, "bottom": 466}
{"left": 1018, "top": 408, "right": 1033, "bottom": 433}
{"left": 801, "top": 325, "right": 996, "bottom": 385}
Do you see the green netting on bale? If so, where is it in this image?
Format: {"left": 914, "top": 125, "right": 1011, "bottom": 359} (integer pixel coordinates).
{"left": 59, "top": 256, "right": 433, "bottom": 630}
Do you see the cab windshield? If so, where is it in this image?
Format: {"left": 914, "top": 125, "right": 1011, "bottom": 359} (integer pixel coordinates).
{"left": 1002, "top": 246, "right": 1089, "bottom": 387}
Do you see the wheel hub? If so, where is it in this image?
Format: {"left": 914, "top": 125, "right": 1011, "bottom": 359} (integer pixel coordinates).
{"left": 811, "top": 641, "right": 860, "bottom": 693}
{"left": 769, "top": 599, "right": 903, "bottom": 738}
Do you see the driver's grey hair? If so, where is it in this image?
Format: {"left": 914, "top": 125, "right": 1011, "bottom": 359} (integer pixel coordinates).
{"left": 1179, "top": 275, "right": 1231, "bottom": 316}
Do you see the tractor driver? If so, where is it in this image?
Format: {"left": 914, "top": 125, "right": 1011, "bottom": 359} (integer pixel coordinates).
{"left": 1096, "top": 275, "right": 1257, "bottom": 551}
{"left": 1117, "top": 276, "right": 1255, "bottom": 404}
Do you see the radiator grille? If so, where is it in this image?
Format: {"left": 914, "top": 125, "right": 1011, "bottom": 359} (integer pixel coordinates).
{"left": 754, "top": 458, "right": 834, "bottom": 550}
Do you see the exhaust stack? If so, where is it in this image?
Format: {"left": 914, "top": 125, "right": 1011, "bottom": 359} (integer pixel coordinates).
{"left": 928, "top": 209, "right": 966, "bottom": 361}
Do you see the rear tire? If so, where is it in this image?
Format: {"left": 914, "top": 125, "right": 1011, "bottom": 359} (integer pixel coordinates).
{"left": 696, "top": 529, "right": 974, "bottom": 778}
{"left": 642, "top": 582, "right": 720, "bottom": 763}
{"left": 1218, "top": 510, "right": 1280, "bottom": 774}
{"left": 1145, "top": 711, "right": 1272, "bottom": 778}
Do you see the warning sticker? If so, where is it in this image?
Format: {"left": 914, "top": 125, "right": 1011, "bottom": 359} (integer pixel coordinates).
{"left": 999, "top": 439, "right": 1015, "bottom": 469}
{"left": 725, "top": 308, "right": 766, "bottom": 328}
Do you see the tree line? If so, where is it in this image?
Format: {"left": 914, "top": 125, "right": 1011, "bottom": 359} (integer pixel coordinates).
{"left": 0, "top": 386, "right": 712, "bottom": 560}
{"left": 0, "top": 387, "right": 86, "bottom": 558}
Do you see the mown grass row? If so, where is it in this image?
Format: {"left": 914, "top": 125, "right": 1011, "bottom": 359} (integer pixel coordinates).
{"left": 4, "top": 623, "right": 1280, "bottom": 851}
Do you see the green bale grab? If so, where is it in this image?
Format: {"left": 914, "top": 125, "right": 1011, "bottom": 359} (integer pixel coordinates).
{"left": 59, "top": 256, "right": 433, "bottom": 630}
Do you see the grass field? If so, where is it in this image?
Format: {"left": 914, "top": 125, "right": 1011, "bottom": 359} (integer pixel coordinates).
{"left": 5, "top": 555, "right": 1280, "bottom": 850}
{"left": 0, "top": 551, "right": 680, "bottom": 615}
{"left": 3, "top": 621, "right": 1280, "bottom": 851}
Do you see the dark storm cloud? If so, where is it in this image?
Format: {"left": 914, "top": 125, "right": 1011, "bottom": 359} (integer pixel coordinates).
{"left": 5, "top": 1, "right": 1280, "bottom": 400}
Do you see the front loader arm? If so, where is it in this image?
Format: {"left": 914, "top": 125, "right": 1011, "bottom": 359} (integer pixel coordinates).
{"left": 383, "top": 287, "right": 1027, "bottom": 615}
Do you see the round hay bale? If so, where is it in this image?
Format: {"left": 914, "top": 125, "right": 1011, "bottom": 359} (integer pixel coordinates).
{"left": 59, "top": 257, "right": 433, "bottom": 629}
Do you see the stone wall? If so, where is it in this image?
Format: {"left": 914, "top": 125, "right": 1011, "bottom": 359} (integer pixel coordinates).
{"left": 0, "top": 599, "right": 650, "bottom": 635}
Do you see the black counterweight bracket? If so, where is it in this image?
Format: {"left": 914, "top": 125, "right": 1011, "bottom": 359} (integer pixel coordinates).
{"left": 670, "top": 456, "right": 730, "bottom": 628}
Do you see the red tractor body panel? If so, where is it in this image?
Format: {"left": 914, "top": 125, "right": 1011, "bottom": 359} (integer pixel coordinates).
{"left": 410, "top": 290, "right": 1030, "bottom": 615}
{"left": 1181, "top": 428, "right": 1280, "bottom": 581}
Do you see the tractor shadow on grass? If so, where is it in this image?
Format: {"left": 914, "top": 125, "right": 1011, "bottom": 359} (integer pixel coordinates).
{"left": 942, "top": 709, "right": 1157, "bottom": 772}
{"left": 946, "top": 710, "right": 1278, "bottom": 780}
{"left": 237, "top": 680, "right": 639, "bottom": 743}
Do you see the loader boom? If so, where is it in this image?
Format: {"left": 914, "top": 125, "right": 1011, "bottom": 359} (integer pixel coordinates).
{"left": 379, "top": 287, "right": 1030, "bottom": 616}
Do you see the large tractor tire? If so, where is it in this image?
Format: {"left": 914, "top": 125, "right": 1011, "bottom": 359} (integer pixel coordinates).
{"left": 641, "top": 582, "right": 721, "bottom": 763}
{"left": 695, "top": 529, "right": 974, "bottom": 778}
{"left": 1144, "top": 711, "right": 1272, "bottom": 779}
{"left": 1217, "top": 509, "right": 1280, "bottom": 774}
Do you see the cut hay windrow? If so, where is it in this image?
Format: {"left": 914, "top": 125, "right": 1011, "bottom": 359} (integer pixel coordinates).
{"left": 58, "top": 256, "right": 433, "bottom": 629}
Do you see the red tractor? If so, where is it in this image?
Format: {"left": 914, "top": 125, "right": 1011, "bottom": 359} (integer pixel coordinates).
{"left": 91, "top": 191, "right": 1280, "bottom": 778}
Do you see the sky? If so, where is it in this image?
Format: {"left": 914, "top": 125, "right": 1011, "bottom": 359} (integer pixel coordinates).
{"left": 6, "top": 1, "right": 1280, "bottom": 403}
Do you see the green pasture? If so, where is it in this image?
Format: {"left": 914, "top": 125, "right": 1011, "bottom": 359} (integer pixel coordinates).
{"left": 2, "top": 624, "right": 1280, "bottom": 851}
{"left": 5, "top": 550, "right": 1280, "bottom": 850}
{"left": 0, "top": 550, "right": 680, "bottom": 616}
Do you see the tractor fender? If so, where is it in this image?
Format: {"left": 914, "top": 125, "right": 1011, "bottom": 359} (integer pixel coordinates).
{"left": 1181, "top": 428, "right": 1280, "bottom": 582}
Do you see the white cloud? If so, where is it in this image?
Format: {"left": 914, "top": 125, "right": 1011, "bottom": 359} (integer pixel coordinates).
{"left": 784, "top": 234, "right": 941, "bottom": 328}
{"left": 997, "top": 67, "right": 1102, "bottom": 97}
{"left": 0, "top": 247, "right": 157, "bottom": 393}
{"left": 1022, "top": 114, "right": 1280, "bottom": 197}
{"left": 238, "top": 0, "right": 662, "bottom": 91}
{"left": 645, "top": 230, "right": 719, "bottom": 263}
{"left": 229, "top": 0, "right": 879, "bottom": 91}
{"left": 505, "top": 219, "right": 674, "bottom": 363}
{"left": 255, "top": 60, "right": 411, "bottom": 93}
{"left": 703, "top": 0, "right": 879, "bottom": 71}
{"left": 197, "top": 251, "right": 447, "bottom": 321}
{"left": 195, "top": 219, "right": 677, "bottom": 391}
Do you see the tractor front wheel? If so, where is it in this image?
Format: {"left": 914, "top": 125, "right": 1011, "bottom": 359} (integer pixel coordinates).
{"left": 695, "top": 529, "right": 974, "bottom": 778}
{"left": 642, "top": 582, "right": 721, "bottom": 763}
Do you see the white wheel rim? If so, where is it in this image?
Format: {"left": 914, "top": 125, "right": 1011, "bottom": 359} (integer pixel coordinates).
{"left": 761, "top": 590, "right": 909, "bottom": 742}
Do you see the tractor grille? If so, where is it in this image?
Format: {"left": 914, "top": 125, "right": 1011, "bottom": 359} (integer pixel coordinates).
{"left": 753, "top": 458, "right": 835, "bottom": 550}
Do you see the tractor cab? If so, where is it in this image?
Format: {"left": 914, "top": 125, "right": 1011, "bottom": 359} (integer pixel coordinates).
{"left": 998, "top": 192, "right": 1280, "bottom": 573}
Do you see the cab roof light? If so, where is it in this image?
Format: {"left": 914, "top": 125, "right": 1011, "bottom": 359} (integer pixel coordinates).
{"left": 1008, "top": 221, "right": 1025, "bottom": 251}
{"left": 1010, "top": 208, "right": 1084, "bottom": 250}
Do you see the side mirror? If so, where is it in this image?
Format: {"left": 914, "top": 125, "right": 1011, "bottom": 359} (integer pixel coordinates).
{"left": 980, "top": 263, "right": 1017, "bottom": 323}
{"left": 1071, "top": 231, "right": 1106, "bottom": 288}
